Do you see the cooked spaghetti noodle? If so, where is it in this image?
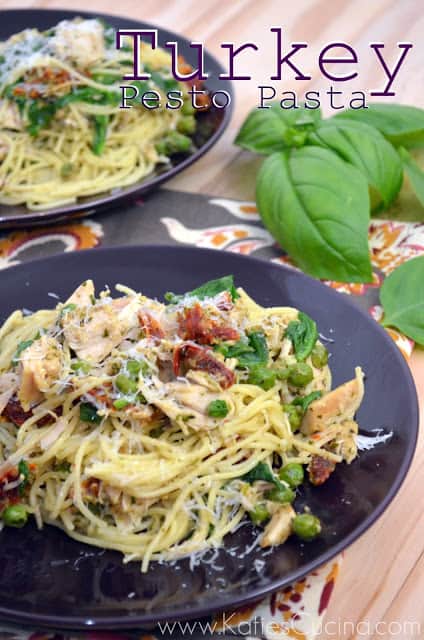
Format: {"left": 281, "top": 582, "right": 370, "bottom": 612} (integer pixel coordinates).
{"left": 0, "top": 276, "right": 364, "bottom": 570}
{"left": 0, "top": 18, "right": 197, "bottom": 209}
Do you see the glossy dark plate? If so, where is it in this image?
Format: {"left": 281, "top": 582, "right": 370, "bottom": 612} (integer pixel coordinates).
{"left": 0, "top": 10, "right": 232, "bottom": 229}
{"left": 0, "top": 246, "right": 418, "bottom": 630}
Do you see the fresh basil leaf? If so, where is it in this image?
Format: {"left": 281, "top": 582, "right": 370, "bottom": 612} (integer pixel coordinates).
{"left": 241, "top": 462, "right": 284, "bottom": 489}
{"left": 92, "top": 115, "right": 109, "bottom": 156}
{"left": 80, "top": 402, "right": 102, "bottom": 425}
{"left": 380, "top": 256, "right": 424, "bottom": 345}
{"left": 285, "top": 312, "right": 318, "bottom": 361}
{"left": 309, "top": 120, "right": 403, "bottom": 208}
{"left": 165, "top": 275, "right": 238, "bottom": 304}
{"left": 398, "top": 147, "right": 424, "bottom": 207}
{"left": 235, "top": 102, "right": 322, "bottom": 154}
{"left": 335, "top": 104, "right": 424, "bottom": 149}
{"left": 292, "top": 390, "right": 322, "bottom": 412}
{"left": 256, "top": 148, "right": 372, "bottom": 283}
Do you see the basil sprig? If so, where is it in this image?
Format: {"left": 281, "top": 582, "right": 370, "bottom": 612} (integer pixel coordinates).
{"left": 235, "top": 102, "right": 424, "bottom": 284}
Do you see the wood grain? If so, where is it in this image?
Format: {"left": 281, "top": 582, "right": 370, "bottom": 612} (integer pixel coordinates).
{"left": 0, "top": 1, "right": 423, "bottom": 637}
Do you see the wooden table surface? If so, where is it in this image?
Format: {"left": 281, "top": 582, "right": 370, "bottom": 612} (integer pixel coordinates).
{"left": 1, "top": 1, "right": 423, "bottom": 637}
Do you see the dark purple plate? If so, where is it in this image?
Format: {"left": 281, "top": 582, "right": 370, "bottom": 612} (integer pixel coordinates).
{"left": 0, "top": 246, "right": 418, "bottom": 630}
{"left": 0, "top": 9, "right": 232, "bottom": 229}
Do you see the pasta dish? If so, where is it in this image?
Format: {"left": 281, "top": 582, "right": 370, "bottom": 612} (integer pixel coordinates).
{"left": 0, "top": 275, "right": 364, "bottom": 571}
{"left": 0, "top": 18, "right": 198, "bottom": 210}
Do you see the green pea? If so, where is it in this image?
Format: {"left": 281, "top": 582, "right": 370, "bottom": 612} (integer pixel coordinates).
{"left": 71, "top": 360, "right": 91, "bottom": 374}
{"left": 264, "top": 486, "right": 295, "bottom": 504}
{"left": 249, "top": 503, "right": 270, "bottom": 525}
{"left": 288, "top": 363, "right": 313, "bottom": 387}
{"left": 247, "top": 366, "right": 276, "bottom": 390}
{"left": 311, "top": 343, "right": 328, "bottom": 369}
{"left": 181, "top": 99, "right": 195, "bottom": 115}
{"left": 275, "top": 367, "right": 290, "bottom": 380}
{"left": 279, "top": 463, "right": 304, "bottom": 488}
{"left": 115, "top": 374, "right": 138, "bottom": 395}
{"left": 126, "top": 360, "right": 142, "bottom": 377}
{"left": 292, "top": 513, "right": 321, "bottom": 541}
{"left": 177, "top": 115, "right": 196, "bottom": 135}
{"left": 60, "top": 162, "right": 74, "bottom": 178}
{"left": 2, "top": 504, "right": 28, "bottom": 528}
{"left": 155, "top": 131, "right": 191, "bottom": 156}
{"left": 283, "top": 404, "right": 302, "bottom": 431}
{"left": 113, "top": 398, "right": 130, "bottom": 410}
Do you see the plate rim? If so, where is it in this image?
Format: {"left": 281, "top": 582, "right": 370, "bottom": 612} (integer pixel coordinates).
{"left": 0, "top": 8, "right": 234, "bottom": 228}
{"left": 0, "top": 244, "right": 419, "bottom": 629}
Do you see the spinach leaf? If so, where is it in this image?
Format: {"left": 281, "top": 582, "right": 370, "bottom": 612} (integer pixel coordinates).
{"left": 215, "top": 339, "right": 254, "bottom": 359}
{"left": 241, "top": 462, "right": 283, "bottom": 489}
{"left": 380, "top": 256, "right": 424, "bottom": 345}
{"left": 235, "top": 102, "right": 322, "bottom": 154}
{"left": 59, "top": 303, "right": 77, "bottom": 317}
{"left": 165, "top": 275, "right": 238, "bottom": 304}
{"left": 256, "top": 148, "right": 372, "bottom": 283}
{"left": 59, "top": 86, "right": 119, "bottom": 108}
{"left": 145, "top": 65, "right": 180, "bottom": 93}
{"left": 292, "top": 390, "right": 322, "bottom": 412}
{"left": 92, "top": 115, "right": 109, "bottom": 156}
{"left": 12, "top": 338, "right": 35, "bottom": 365}
{"left": 80, "top": 402, "right": 102, "bottom": 425}
{"left": 285, "top": 312, "right": 318, "bottom": 361}
{"left": 398, "top": 147, "right": 424, "bottom": 206}
{"left": 27, "top": 101, "right": 57, "bottom": 136}
{"left": 53, "top": 461, "right": 71, "bottom": 473}
{"left": 6, "top": 85, "right": 119, "bottom": 138}
{"left": 237, "top": 332, "right": 268, "bottom": 367}
{"left": 309, "top": 120, "right": 403, "bottom": 208}
{"left": 335, "top": 104, "right": 424, "bottom": 148}
{"left": 219, "top": 331, "right": 269, "bottom": 368}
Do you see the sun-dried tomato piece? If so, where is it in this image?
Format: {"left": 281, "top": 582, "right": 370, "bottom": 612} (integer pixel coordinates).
{"left": 138, "top": 311, "right": 164, "bottom": 340}
{"left": 3, "top": 398, "right": 63, "bottom": 428}
{"left": 308, "top": 455, "right": 336, "bottom": 486}
{"left": 2, "top": 398, "right": 33, "bottom": 427}
{"left": 173, "top": 343, "right": 235, "bottom": 389}
{"left": 177, "top": 303, "right": 239, "bottom": 345}
{"left": 83, "top": 477, "right": 101, "bottom": 498}
{"left": 87, "top": 384, "right": 113, "bottom": 409}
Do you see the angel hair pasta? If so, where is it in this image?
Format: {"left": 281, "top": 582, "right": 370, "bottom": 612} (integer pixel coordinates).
{"left": 0, "top": 18, "right": 199, "bottom": 210}
{"left": 0, "top": 276, "right": 364, "bottom": 571}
